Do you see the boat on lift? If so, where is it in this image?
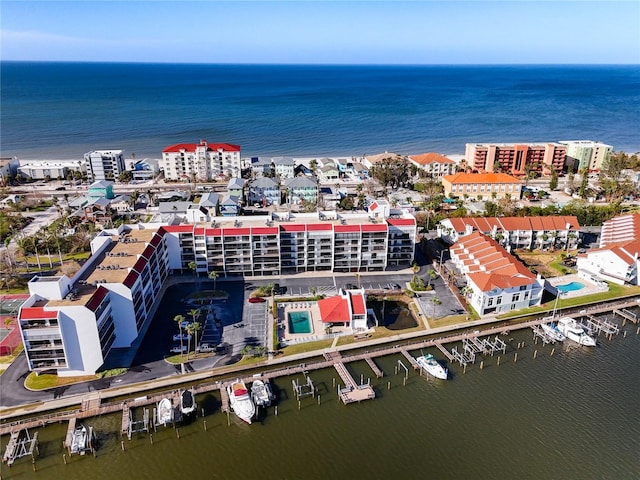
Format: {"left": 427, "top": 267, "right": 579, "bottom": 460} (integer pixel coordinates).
{"left": 416, "top": 353, "right": 448, "bottom": 380}
{"left": 556, "top": 317, "right": 596, "bottom": 346}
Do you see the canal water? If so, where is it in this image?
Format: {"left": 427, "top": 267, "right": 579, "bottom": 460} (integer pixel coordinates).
{"left": 2, "top": 324, "right": 639, "bottom": 479}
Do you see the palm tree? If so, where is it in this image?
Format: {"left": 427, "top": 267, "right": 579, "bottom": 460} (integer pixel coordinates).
{"left": 188, "top": 261, "right": 196, "bottom": 276}
{"left": 208, "top": 270, "right": 218, "bottom": 290}
{"left": 188, "top": 308, "right": 199, "bottom": 325}
{"left": 173, "top": 314, "right": 186, "bottom": 357}
{"left": 427, "top": 268, "right": 437, "bottom": 287}
{"left": 190, "top": 321, "right": 202, "bottom": 356}
{"left": 430, "top": 295, "right": 441, "bottom": 319}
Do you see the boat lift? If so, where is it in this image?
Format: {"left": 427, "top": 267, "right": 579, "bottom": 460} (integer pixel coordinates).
{"left": 2, "top": 429, "right": 39, "bottom": 467}
{"left": 127, "top": 407, "right": 150, "bottom": 440}
{"left": 292, "top": 373, "right": 315, "bottom": 400}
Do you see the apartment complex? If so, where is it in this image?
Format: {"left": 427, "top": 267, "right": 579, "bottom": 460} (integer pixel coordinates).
{"left": 559, "top": 140, "right": 614, "bottom": 172}
{"left": 18, "top": 211, "right": 416, "bottom": 376}
{"left": 408, "top": 152, "right": 455, "bottom": 178}
{"left": 84, "top": 150, "right": 126, "bottom": 181}
{"left": 161, "top": 140, "right": 241, "bottom": 182}
{"left": 18, "top": 228, "right": 170, "bottom": 376}
{"left": 438, "top": 216, "right": 580, "bottom": 251}
{"left": 464, "top": 143, "right": 566, "bottom": 176}
{"left": 441, "top": 172, "right": 522, "bottom": 201}
{"left": 450, "top": 231, "right": 544, "bottom": 316}
{"left": 165, "top": 212, "right": 416, "bottom": 276}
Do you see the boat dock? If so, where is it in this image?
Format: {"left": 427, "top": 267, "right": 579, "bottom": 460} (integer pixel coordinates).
{"left": 613, "top": 308, "right": 638, "bottom": 325}
{"left": 581, "top": 315, "right": 620, "bottom": 336}
{"left": 434, "top": 341, "right": 454, "bottom": 362}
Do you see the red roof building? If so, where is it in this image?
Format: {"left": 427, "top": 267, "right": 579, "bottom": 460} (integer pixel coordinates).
{"left": 317, "top": 289, "right": 368, "bottom": 332}
{"left": 161, "top": 139, "right": 241, "bottom": 182}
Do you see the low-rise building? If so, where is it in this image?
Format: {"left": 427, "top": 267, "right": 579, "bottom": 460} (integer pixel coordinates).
{"left": 318, "top": 288, "right": 368, "bottom": 333}
{"left": 272, "top": 157, "right": 295, "bottom": 179}
{"left": 450, "top": 231, "right": 544, "bottom": 316}
{"left": 437, "top": 216, "right": 580, "bottom": 251}
{"left": 441, "top": 172, "right": 522, "bottom": 201}
{"left": 248, "top": 177, "right": 279, "bottom": 206}
{"left": 284, "top": 176, "right": 318, "bottom": 205}
{"left": 408, "top": 152, "right": 455, "bottom": 178}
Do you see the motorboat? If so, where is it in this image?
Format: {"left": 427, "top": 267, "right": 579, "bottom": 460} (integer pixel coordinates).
{"left": 227, "top": 380, "right": 256, "bottom": 424}
{"left": 157, "top": 397, "right": 174, "bottom": 426}
{"left": 181, "top": 389, "right": 197, "bottom": 416}
{"left": 416, "top": 353, "right": 448, "bottom": 380}
{"left": 556, "top": 317, "right": 596, "bottom": 346}
{"left": 251, "top": 379, "right": 275, "bottom": 408}
{"left": 70, "top": 424, "right": 92, "bottom": 455}
{"left": 541, "top": 321, "right": 566, "bottom": 342}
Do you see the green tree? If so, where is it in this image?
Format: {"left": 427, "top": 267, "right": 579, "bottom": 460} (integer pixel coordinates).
{"left": 578, "top": 171, "right": 589, "bottom": 199}
{"left": 208, "top": 270, "right": 218, "bottom": 290}
{"left": 188, "top": 261, "right": 196, "bottom": 276}
{"left": 118, "top": 171, "right": 133, "bottom": 183}
{"left": 188, "top": 321, "right": 202, "bottom": 357}
{"left": 189, "top": 308, "right": 200, "bottom": 325}
{"left": 430, "top": 295, "right": 442, "bottom": 319}
{"left": 549, "top": 169, "right": 558, "bottom": 191}
{"left": 427, "top": 268, "right": 438, "bottom": 287}
{"left": 174, "top": 314, "right": 186, "bottom": 358}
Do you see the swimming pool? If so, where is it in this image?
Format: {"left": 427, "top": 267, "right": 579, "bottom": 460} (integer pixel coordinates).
{"left": 556, "top": 281, "right": 585, "bottom": 293}
{"left": 288, "top": 311, "right": 312, "bottom": 334}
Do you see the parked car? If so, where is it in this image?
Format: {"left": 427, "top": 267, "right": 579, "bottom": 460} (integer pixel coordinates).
{"left": 386, "top": 283, "right": 402, "bottom": 290}
{"left": 272, "top": 283, "right": 282, "bottom": 295}
{"left": 169, "top": 344, "right": 187, "bottom": 354}
{"left": 248, "top": 296, "right": 266, "bottom": 303}
{"left": 196, "top": 343, "right": 215, "bottom": 353}
{"left": 173, "top": 333, "right": 192, "bottom": 342}
{"left": 344, "top": 283, "right": 358, "bottom": 290}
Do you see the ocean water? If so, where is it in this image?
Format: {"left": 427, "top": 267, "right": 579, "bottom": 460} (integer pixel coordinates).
{"left": 1, "top": 62, "right": 639, "bottom": 160}
{"left": 2, "top": 325, "right": 639, "bottom": 480}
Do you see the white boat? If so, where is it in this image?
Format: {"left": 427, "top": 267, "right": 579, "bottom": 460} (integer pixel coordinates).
{"left": 227, "top": 380, "right": 255, "bottom": 424}
{"left": 70, "top": 424, "right": 91, "bottom": 455}
{"left": 180, "top": 389, "right": 196, "bottom": 415}
{"left": 541, "top": 322, "right": 566, "bottom": 342}
{"left": 556, "top": 317, "right": 596, "bottom": 346}
{"left": 416, "top": 353, "right": 448, "bottom": 380}
{"left": 157, "top": 397, "right": 174, "bottom": 426}
{"left": 251, "top": 379, "right": 275, "bottom": 408}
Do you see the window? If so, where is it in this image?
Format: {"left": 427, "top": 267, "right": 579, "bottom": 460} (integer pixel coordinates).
{"left": 488, "top": 297, "right": 494, "bottom": 306}
{"left": 511, "top": 294, "right": 520, "bottom": 302}
{"left": 496, "top": 297, "right": 502, "bottom": 305}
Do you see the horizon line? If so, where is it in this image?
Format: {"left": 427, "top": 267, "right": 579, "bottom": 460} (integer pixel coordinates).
{"left": 2, "top": 60, "right": 639, "bottom": 67}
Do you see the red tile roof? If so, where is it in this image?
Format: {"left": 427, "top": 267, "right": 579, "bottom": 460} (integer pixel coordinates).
{"left": 163, "top": 225, "right": 194, "bottom": 233}
{"left": 351, "top": 294, "right": 366, "bottom": 315}
{"left": 387, "top": 218, "right": 416, "bottom": 226}
{"left": 451, "top": 232, "right": 536, "bottom": 292}
{"left": 446, "top": 216, "right": 580, "bottom": 235}
{"left": 442, "top": 172, "right": 521, "bottom": 184}
{"left": 281, "top": 224, "right": 306, "bottom": 232}
{"left": 307, "top": 224, "right": 332, "bottom": 231}
{"left": 251, "top": 227, "right": 279, "bottom": 235}
{"left": 361, "top": 224, "right": 388, "bottom": 232}
{"left": 163, "top": 142, "right": 241, "bottom": 153}
{"left": 318, "top": 295, "right": 351, "bottom": 324}
{"left": 335, "top": 225, "right": 360, "bottom": 233}
{"left": 409, "top": 152, "right": 454, "bottom": 165}
{"left": 222, "top": 228, "right": 250, "bottom": 236}
{"left": 123, "top": 270, "right": 139, "bottom": 289}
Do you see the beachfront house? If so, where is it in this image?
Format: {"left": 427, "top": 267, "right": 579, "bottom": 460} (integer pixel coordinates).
{"left": 248, "top": 177, "right": 279, "bottom": 206}
{"left": 272, "top": 157, "right": 295, "bottom": 179}
{"left": 284, "top": 176, "right": 318, "bottom": 206}
{"left": 408, "top": 152, "right": 455, "bottom": 178}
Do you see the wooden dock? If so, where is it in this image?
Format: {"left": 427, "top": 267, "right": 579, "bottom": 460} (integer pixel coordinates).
{"left": 400, "top": 348, "right": 418, "bottom": 368}
{"left": 219, "top": 385, "right": 229, "bottom": 413}
{"left": 365, "top": 357, "right": 384, "bottom": 378}
{"left": 434, "top": 341, "right": 454, "bottom": 362}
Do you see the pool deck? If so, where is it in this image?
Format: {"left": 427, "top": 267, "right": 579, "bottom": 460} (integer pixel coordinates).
{"left": 280, "top": 302, "right": 351, "bottom": 345}
{"left": 547, "top": 273, "right": 608, "bottom": 299}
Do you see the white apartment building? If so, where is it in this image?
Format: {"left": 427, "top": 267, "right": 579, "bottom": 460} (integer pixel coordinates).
{"left": 18, "top": 159, "right": 89, "bottom": 181}
{"left": 84, "top": 150, "right": 126, "bottom": 181}
{"left": 450, "top": 231, "right": 545, "bottom": 316}
{"left": 162, "top": 140, "right": 241, "bottom": 182}
{"left": 559, "top": 140, "right": 614, "bottom": 172}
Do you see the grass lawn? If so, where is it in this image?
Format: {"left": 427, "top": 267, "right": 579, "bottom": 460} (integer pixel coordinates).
{"left": 164, "top": 352, "right": 213, "bottom": 364}
{"left": 515, "top": 251, "right": 569, "bottom": 277}
{"left": 280, "top": 339, "right": 333, "bottom": 356}
{"left": 25, "top": 372, "right": 98, "bottom": 390}
{"left": 496, "top": 282, "right": 640, "bottom": 320}
{"left": 427, "top": 314, "right": 475, "bottom": 329}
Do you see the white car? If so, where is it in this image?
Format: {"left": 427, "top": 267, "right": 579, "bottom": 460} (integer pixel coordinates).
{"left": 169, "top": 344, "right": 187, "bottom": 354}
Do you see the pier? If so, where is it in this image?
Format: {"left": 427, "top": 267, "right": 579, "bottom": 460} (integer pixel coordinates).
{"left": 532, "top": 325, "right": 557, "bottom": 345}
{"left": 581, "top": 315, "right": 620, "bottom": 336}
{"left": 613, "top": 308, "right": 638, "bottom": 325}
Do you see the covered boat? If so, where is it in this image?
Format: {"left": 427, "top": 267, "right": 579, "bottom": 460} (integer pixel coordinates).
{"left": 251, "top": 379, "right": 275, "bottom": 408}
{"left": 70, "top": 424, "right": 92, "bottom": 455}
{"left": 181, "top": 389, "right": 197, "bottom": 415}
{"left": 157, "top": 398, "right": 174, "bottom": 426}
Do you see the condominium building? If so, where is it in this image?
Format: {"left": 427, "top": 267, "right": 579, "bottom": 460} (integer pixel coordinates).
{"left": 161, "top": 140, "right": 241, "bottom": 182}
{"left": 437, "top": 216, "right": 580, "bottom": 251}
{"left": 84, "top": 150, "right": 126, "bottom": 181}
{"left": 441, "top": 172, "right": 522, "bottom": 201}
{"left": 464, "top": 143, "right": 566, "bottom": 176}
{"left": 450, "top": 231, "right": 544, "bottom": 316}
{"left": 559, "top": 140, "right": 613, "bottom": 172}
{"left": 18, "top": 228, "right": 170, "bottom": 376}
{"left": 17, "top": 211, "right": 416, "bottom": 376}
{"left": 165, "top": 211, "right": 416, "bottom": 276}
{"left": 408, "top": 152, "right": 455, "bottom": 178}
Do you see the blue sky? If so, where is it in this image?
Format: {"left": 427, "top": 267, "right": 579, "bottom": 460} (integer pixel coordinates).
{"left": 2, "top": 1, "right": 639, "bottom": 64}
